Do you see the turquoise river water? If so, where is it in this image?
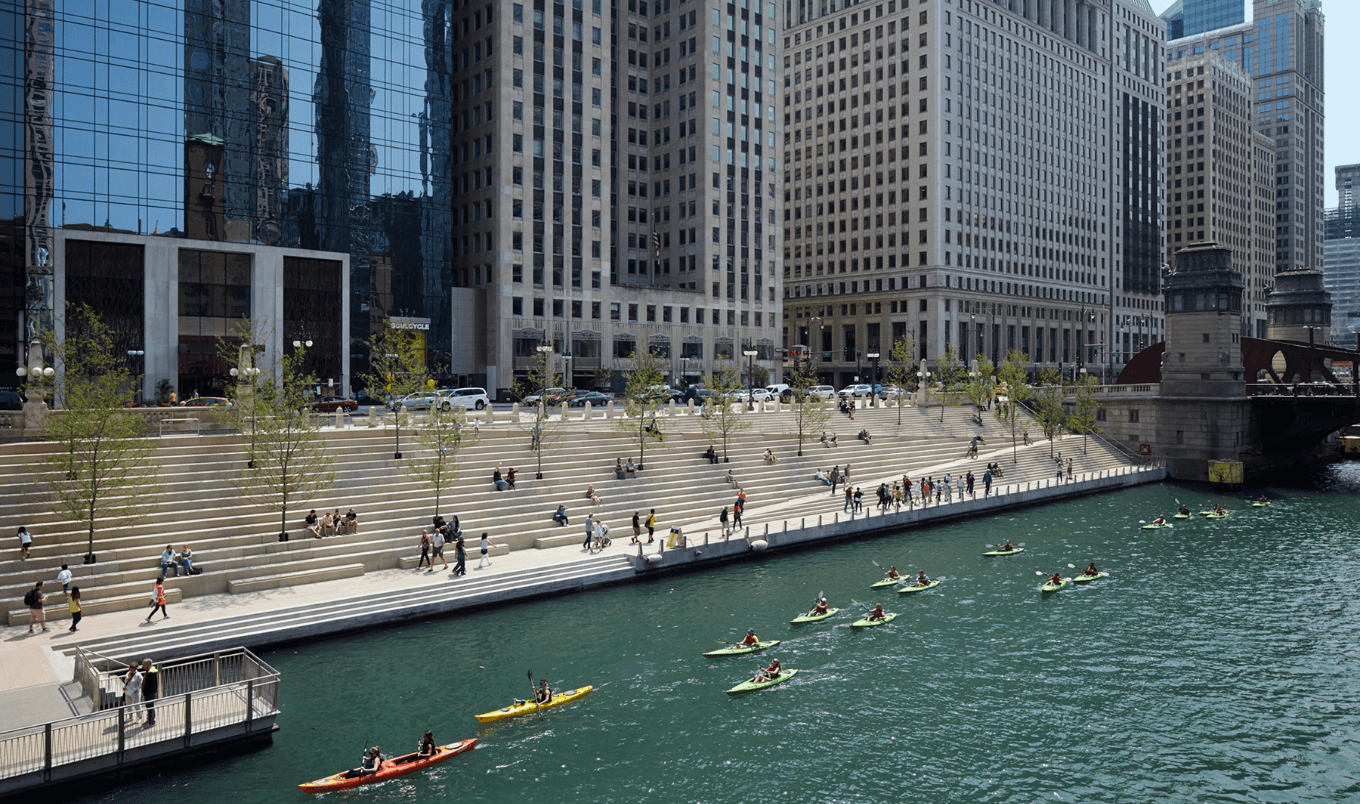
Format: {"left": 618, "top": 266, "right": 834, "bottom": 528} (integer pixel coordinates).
{"left": 73, "top": 466, "right": 1360, "bottom": 803}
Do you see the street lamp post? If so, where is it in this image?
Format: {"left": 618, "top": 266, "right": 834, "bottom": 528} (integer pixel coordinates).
{"left": 535, "top": 344, "right": 553, "bottom": 479}
{"left": 743, "top": 349, "right": 758, "bottom": 411}
{"left": 230, "top": 364, "right": 262, "bottom": 468}
{"left": 866, "top": 351, "right": 880, "bottom": 406}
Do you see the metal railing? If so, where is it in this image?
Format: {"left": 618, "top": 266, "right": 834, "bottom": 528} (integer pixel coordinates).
{"left": 2, "top": 648, "right": 278, "bottom": 782}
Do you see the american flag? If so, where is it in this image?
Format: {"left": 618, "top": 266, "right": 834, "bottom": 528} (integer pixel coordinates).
{"left": 652, "top": 231, "right": 660, "bottom": 255}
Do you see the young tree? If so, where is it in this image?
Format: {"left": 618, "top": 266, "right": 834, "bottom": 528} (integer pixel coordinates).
{"left": 364, "top": 319, "right": 430, "bottom": 459}
{"left": 699, "top": 363, "right": 751, "bottom": 462}
{"left": 406, "top": 402, "right": 476, "bottom": 515}
{"left": 228, "top": 327, "right": 336, "bottom": 540}
{"left": 965, "top": 354, "right": 995, "bottom": 411}
{"left": 38, "top": 303, "right": 162, "bottom": 564}
{"left": 786, "top": 360, "right": 832, "bottom": 456}
{"left": 934, "top": 342, "right": 966, "bottom": 423}
{"left": 1031, "top": 367, "right": 1068, "bottom": 457}
{"left": 513, "top": 348, "right": 566, "bottom": 479}
{"left": 1069, "top": 373, "right": 1102, "bottom": 454}
{"left": 615, "top": 339, "right": 670, "bottom": 470}
{"left": 885, "top": 334, "right": 918, "bottom": 426}
{"left": 995, "top": 350, "right": 1031, "bottom": 464}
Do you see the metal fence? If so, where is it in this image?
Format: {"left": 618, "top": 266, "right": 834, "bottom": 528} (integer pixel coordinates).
{"left": 0, "top": 648, "right": 279, "bottom": 782}
{"left": 75, "top": 646, "right": 274, "bottom": 712}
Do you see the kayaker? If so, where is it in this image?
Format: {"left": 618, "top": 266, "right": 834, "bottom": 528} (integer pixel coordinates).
{"left": 1047, "top": 572, "right": 1064, "bottom": 586}
{"left": 742, "top": 628, "right": 760, "bottom": 646}
{"left": 1257, "top": 495, "right": 1269, "bottom": 504}
{"left": 808, "top": 598, "right": 829, "bottom": 616}
{"left": 1153, "top": 515, "right": 1167, "bottom": 526}
{"left": 535, "top": 680, "right": 553, "bottom": 704}
{"left": 1000, "top": 539, "right": 1014, "bottom": 552}
{"left": 915, "top": 570, "right": 929, "bottom": 586}
{"left": 754, "top": 657, "right": 783, "bottom": 682}
{"left": 1178, "top": 505, "right": 1191, "bottom": 516}
{"left": 884, "top": 565, "right": 901, "bottom": 580}
{"left": 349, "top": 747, "right": 383, "bottom": 778}
{"left": 868, "top": 603, "right": 887, "bottom": 621}
{"left": 1083, "top": 563, "right": 1099, "bottom": 577}
{"left": 1213, "top": 504, "right": 1225, "bottom": 515}
{"left": 417, "top": 731, "right": 436, "bottom": 758}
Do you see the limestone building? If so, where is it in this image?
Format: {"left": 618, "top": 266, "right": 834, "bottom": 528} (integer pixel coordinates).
{"left": 1163, "top": 50, "right": 1275, "bottom": 338}
{"left": 448, "top": 0, "right": 784, "bottom": 394}
{"left": 1165, "top": 0, "right": 1325, "bottom": 276}
{"left": 779, "top": 0, "right": 1167, "bottom": 387}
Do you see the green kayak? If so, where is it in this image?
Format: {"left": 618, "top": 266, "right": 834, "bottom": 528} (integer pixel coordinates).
{"left": 1072, "top": 572, "right": 1107, "bottom": 584}
{"left": 790, "top": 608, "right": 840, "bottom": 624}
{"left": 870, "top": 576, "right": 903, "bottom": 589}
{"left": 850, "top": 613, "right": 898, "bottom": 628}
{"left": 726, "top": 668, "right": 800, "bottom": 695}
{"left": 703, "top": 640, "right": 781, "bottom": 657}
{"left": 897, "top": 579, "right": 940, "bottom": 595}
{"left": 1251, "top": 502, "right": 1272, "bottom": 508}
{"left": 982, "top": 547, "right": 1024, "bottom": 557}
{"left": 1141, "top": 523, "right": 1170, "bottom": 530}
{"left": 1173, "top": 514, "right": 1191, "bottom": 519}
{"left": 1198, "top": 510, "right": 1230, "bottom": 518}
{"left": 1041, "top": 578, "right": 1070, "bottom": 593}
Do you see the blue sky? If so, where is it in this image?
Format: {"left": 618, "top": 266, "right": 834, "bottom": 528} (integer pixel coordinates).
{"left": 1149, "top": 0, "right": 1354, "bottom": 207}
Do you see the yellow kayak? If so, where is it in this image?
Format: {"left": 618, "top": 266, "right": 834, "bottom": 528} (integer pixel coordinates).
{"left": 474, "top": 685, "right": 594, "bottom": 722}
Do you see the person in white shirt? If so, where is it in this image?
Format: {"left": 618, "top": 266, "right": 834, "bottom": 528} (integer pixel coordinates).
{"left": 17, "top": 525, "right": 31, "bottom": 560}
{"left": 478, "top": 532, "right": 492, "bottom": 569}
{"left": 56, "top": 564, "right": 73, "bottom": 598}
{"left": 430, "top": 528, "right": 448, "bottom": 571}
{"left": 123, "top": 665, "right": 144, "bottom": 718}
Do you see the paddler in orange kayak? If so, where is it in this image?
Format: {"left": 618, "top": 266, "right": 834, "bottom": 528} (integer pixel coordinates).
{"left": 345, "top": 747, "right": 383, "bottom": 779}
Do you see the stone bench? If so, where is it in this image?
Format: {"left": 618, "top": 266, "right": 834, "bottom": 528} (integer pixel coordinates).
{"left": 396, "top": 543, "right": 509, "bottom": 568}
{"left": 226, "top": 563, "right": 366, "bottom": 594}
{"left": 6, "top": 586, "right": 185, "bottom": 625}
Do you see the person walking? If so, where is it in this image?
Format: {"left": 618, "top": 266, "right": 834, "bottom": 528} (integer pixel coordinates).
{"left": 17, "top": 525, "right": 31, "bottom": 560}
{"left": 983, "top": 468, "right": 993, "bottom": 496}
{"left": 146, "top": 577, "right": 169, "bottom": 621}
{"left": 452, "top": 536, "right": 467, "bottom": 576}
{"left": 732, "top": 499, "right": 743, "bottom": 529}
{"left": 645, "top": 509, "right": 657, "bottom": 543}
{"left": 1066, "top": 458, "right": 1074, "bottom": 481}
{"left": 140, "top": 658, "right": 160, "bottom": 727}
{"left": 583, "top": 514, "right": 595, "bottom": 550}
{"left": 966, "top": 471, "right": 975, "bottom": 497}
{"left": 430, "top": 527, "right": 448, "bottom": 570}
{"left": 852, "top": 487, "right": 863, "bottom": 513}
{"left": 24, "top": 581, "right": 47, "bottom": 633}
{"left": 843, "top": 463, "right": 852, "bottom": 483}
{"left": 843, "top": 485, "right": 853, "bottom": 513}
{"left": 123, "top": 663, "right": 144, "bottom": 719}
{"left": 67, "top": 587, "right": 82, "bottom": 632}
{"left": 719, "top": 507, "right": 730, "bottom": 537}
{"left": 478, "top": 532, "right": 492, "bottom": 569}
{"left": 829, "top": 466, "right": 840, "bottom": 496}
{"left": 416, "top": 530, "right": 432, "bottom": 570}
{"left": 57, "top": 564, "right": 72, "bottom": 599}
{"left": 631, "top": 512, "right": 641, "bottom": 544}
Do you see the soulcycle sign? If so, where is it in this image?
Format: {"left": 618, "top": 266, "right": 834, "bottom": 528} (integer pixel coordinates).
{"left": 390, "top": 317, "right": 431, "bottom": 331}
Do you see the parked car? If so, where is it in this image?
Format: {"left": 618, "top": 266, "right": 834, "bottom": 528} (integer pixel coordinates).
{"left": 682, "top": 387, "right": 717, "bottom": 404}
{"left": 390, "top": 391, "right": 442, "bottom": 411}
{"left": 748, "top": 388, "right": 774, "bottom": 403}
{"left": 310, "top": 397, "right": 358, "bottom": 412}
{"left": 524, "top": 387, "right": 565, "bottom": 405}
{"left": 0, "top": 389, "right": 23, "bottom": 411}
{"left": 567, "top": 391, "right": 611, "bottom": 407}
{"left": 182, "top": 396, "right": 232, "bottom": 407}
{"left": 838, "top": 384, "right": 874, "bottom": 398}
{"left": 765, "top": 383, "right": 791, "bottom": 400}
{"left": 350, "top": 389, "right": 385, "bottom": 407}
{"left": 443, "top": 387, "right": 490, "bottom": 410}
{"left": 807, "top": 385, "right": 837, "bottom": 400}
{"left": 877, "top": 385, "right": 907, "bottom": 400}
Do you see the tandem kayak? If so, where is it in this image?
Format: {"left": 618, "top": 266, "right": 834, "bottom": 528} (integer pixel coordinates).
{"left": 704, "top": 640, "right": 781, "bottom": 657}
{"left": 1041, "top": 578, "right": 1070, "bottom": 593}
{"left": 474, "top": 686, "right": 594, "bottom": 722}
{"left": 299, "top": 739, "right": 477, "bottom": 793}
{"left": 897, "top": 579, "right": 940, "bottom": 594}
{"left": 850, "top": 613, "right": 898, "bottom": 628}
{"left": 870, "top": 576, "right": 903, "bottom": 589}
{"left": 726, "top": 668, "right": 800, "bottom": 695}
{"left": 982, "top": 547, "right": 1024, "bottom": 557}
{"left": 1072, "top": 572, "right": 1108, "bottom": 584}
{"left": 790, "top": 608, "right": 840, "bottom": 624}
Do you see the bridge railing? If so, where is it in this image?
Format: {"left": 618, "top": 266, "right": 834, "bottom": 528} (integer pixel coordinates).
{"left": 1247, "top": 382, "right": 1358, "bottom": 397}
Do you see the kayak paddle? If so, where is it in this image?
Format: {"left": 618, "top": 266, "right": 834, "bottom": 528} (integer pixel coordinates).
{"left": 527, "top": 669, "right": 542, "bottom": 719}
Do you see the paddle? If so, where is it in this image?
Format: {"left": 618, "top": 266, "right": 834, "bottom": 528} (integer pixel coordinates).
{"left": 527, "top": 669, "right": 542, "bottom": 719}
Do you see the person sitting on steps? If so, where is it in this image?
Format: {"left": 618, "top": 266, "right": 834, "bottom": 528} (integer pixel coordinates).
{"left": 553, "top": 505, "right": 569, "bottom": 526}
{"left": 585, "top": 485, "right": 601, "bottom": 505}
{"left": 703, "top": 445, "right": 718, "bottom": 464}
{"left": 858, "top": 429, "right": 871, "bottom": 444}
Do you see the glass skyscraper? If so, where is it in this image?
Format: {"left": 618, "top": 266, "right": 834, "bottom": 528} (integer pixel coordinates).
{"left": 1160, "top": 0, "right": 1246, "bottom": 40}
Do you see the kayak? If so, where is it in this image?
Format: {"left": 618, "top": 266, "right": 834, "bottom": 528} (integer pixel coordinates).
{"left": 1173, "top": 514, "right": 1191, "bottom": 519}
{"left": 897, "top": 579, "right": 941, "bottom": 594}
{"left": 704, "top": 640, "right": 781, "bottom": 657}
{"left": 850, "top": 613, "right": 898, "bottom": 628}
{"left": 1141, "top": 523, "right": 1170, "bottom": 530}
{"left": 870, "top": 576, "right": 903, "bottom": 588}
{"left": 982, "top": 547, "right": 1024, "bottom": 557}
{"left": 1198, "top": 510, "right": 1229, "bottom": 518}
{"left": 299, "top": 739, "right": 477, "bottom": 793}
{"left": 1252, "top": 502, "right": 1272, "bottom": 508}
{"left": 790, "top": 608, "right": 840, "bottom": 624}
{"left": 726, "top": 668, "right": 800, "bottom": 695}
{"left": 1072, "top": 572, "right": 1108, "bottom": 584}
{"left": 1041, "top": 578, "right": 1070, "bottom": 593}
{"left": 474, "top": 686, "right": 593, "bottom": 722}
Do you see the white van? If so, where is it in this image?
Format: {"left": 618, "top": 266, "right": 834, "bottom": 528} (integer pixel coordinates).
{"left": 440, "top": 387, "right": 490, "bottom": 410}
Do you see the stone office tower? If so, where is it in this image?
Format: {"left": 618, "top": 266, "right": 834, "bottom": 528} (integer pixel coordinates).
{"left": 779, "top": 0, "right": 1167, "bottom": 386}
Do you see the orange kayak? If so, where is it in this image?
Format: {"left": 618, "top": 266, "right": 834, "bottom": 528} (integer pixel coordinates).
{"left": 298, "top": 739, "right": 477, "bottom": 793}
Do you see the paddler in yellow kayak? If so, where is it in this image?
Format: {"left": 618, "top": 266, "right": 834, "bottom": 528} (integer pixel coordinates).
{"left": 867, "top": 603, "right": 887, "bottom": 621}
{"left": 513, "top": 680, "right": 553, "bottom": 707}
{"left": 807, "top": 598, "right": 830, "bottom": 617}
{"left": 753, "top": 657, "right": 783, "bottom": 683}
{"left": 1081, "top": 563, "right": 1099, "bottom": 578}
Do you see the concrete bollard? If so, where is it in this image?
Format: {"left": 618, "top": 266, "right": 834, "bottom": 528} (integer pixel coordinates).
{"left": 606, "top": 400, "right": 615, "bottom": 419}
{"left": 511, "top": 403, "right": 519, "bottom": 419}
{"left": 666, "top": 399, "right": 675, "bottom": 417}
{"left": 583, "top": 401, "right": 592, "bottom": 420}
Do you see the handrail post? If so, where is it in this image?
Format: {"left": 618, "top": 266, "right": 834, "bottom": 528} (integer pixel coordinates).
{"left": 118, "top": 706, "right": 126, "bottom": 762}
{"left": 246, "top": 679, "right": 255, "bottom": 730}
{"left": 43, "top": 723, "right": 52, "bottom": 781}
{"left": 184, "top": 692, "right": 193, "bottom": 748}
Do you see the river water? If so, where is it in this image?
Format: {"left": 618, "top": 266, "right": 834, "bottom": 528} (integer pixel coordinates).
{"left": 74, "top": 465, "right": 1360, "bottom": 803}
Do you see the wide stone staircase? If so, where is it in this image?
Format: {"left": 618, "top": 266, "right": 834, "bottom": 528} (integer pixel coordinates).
{"left": 0, "top": 399, "right": 1136, "bottom": 625}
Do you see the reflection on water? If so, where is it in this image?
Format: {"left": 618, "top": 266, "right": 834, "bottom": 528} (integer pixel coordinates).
{"left": 71, "top": 474, "right": 1360, "bottom": 804}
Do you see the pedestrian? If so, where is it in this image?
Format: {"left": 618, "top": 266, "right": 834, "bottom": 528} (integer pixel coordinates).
{"left": 478, "top": 532, "right": 491, "bottom": 569}
{"left": 140, "top": 658, "right": 160, "bottom": 727}
{"left": 843, "top": 485, "right": 853, "bottom": 512}
{"left": 732, "top": 500, "right": 743, "bottom": 529}
{"left": 829, "top": 466, "right": 840, "bottom": 496}
{"left": 430, "top": 527, "right": 448, "bottom": 570}
{"left": 57, "top": 564, "right": 72, "bottom": 598}
{"left": 645, "top": 509, "right": 657, "bottom": 542}
{"left": 123, "top": 663, "right": 144, "bottom": 718}
{"left": 852, "top": 487, "right": 863, "bottom": 513}
{"left": 984, "top": 469, "right": 993, "bottom": 496}
{"left": 1066, "top": 458, "right": 1074, "bottom": 481}
{"left": 632, "top": 512, "right": 641, "bottom": 544}
{"left": 416, "top": 530, "right": 432, "bottom": 569}
{"left": 146, "top": 577, "right": 169, "bottom": 621}
{"left": 583, "top": 514, "right": 595, "bottom": 550}
{"left": 843, "top": 463, "right": 852, "bottom": 483}
{"left": 1056, "top": 463, "right": 1064, "bottom": 483}
{"left": 24, "top": 581, "right": 47, "bottom": 633}
{"left": 719, "top": 507, "right": 730, "bottom": 537}
{"left": 17, "top": 525, "right": 31, "bottom": 560}
{"left": 966, "top": 471, "right": 975, "bottom": 496}
{"left": 452, "top": 536, "right": 467, "bottom": 576}
{"left": 67, "top": 586, "right": 82, "bottom": 632}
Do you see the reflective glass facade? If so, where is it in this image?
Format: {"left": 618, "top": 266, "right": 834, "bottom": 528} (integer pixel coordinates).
{"left": 1161, "top": 0, "right": 1245, "bottom": 41}
{"left": 0, "top": 0, "right": 454, "bottom": 381}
